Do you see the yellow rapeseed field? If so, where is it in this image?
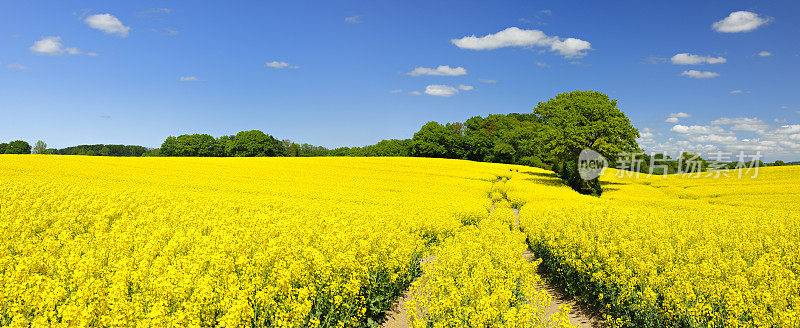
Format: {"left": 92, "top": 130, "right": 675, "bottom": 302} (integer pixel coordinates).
{"left": 3, "top": 155, "right": 798, "bottom": 327}
{"left": 510, "top": 166, "right": 800, "bottom": 327}
{"left": 0, "top": 155, "right": 571, "bottom": 327}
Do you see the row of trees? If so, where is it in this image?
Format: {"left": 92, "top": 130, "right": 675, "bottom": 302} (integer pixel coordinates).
{"left": 0, "top": 140, "right": 32, "bottom": 154}
{"left": 160, "top": 130, "right": 286, "bottom": 157}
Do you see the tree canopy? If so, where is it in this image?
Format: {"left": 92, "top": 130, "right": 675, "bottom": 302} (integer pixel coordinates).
{"left": 3, "top": 140, "right": 32, "bottom": 154}
{"left": 533, "top": 91, "right": 640, "bottom": 195}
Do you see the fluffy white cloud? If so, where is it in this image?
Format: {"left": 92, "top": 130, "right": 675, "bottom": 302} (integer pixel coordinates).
{"left": 389, "top": 89, "right": 403, "bottom": 94}
{"left": 406, "top": 65, "right": 467, "bottom": 76}
{"left": 30, "top": 36, "right": 81, "bottom": 56}
{"left": 265, "top": 61, "right": 299, "bottom": 69}
{"left": 711, "top": 117, "right": 770, "bottom": 133}
{"left": 670, "top": 53, "right": 726, "bottom": 65}
{"left": 774, "top": 125, "right": 800, "bottom": 134}
{"left": 478, "top": 78, "right": 497, "bottom": 83}
{"left": 758, "top": 51, "right": 772, "bottom": 57}
{"left": 408, "top": 91, "right": 422, "bottom": 95}
{"left": 671, "top": 124, "right": 725, "bottom": 134}
{"left": 711, "top": 117, "right": 762, "bottom": 125}
{"left": 180, "top": 76, "right": 201, "bottom": 81}
{"left": 655, "top": 115, "right": 800, "bottom": 159}
{"left": 535, "top": 62, "right": 549, "bottom": 68}
{"left": 712, "top": 11, "right": 771, "bottom": 33}
{"left": 730, "top": 90, "right": 744, "bottom": 94}
{"left": 681, "top": 70, "right": 719, "bottom": 79}
{"left": 457, "top": 85, "right": 474, "bottom": 91}
{"left": 451, "top": 27, "right": 592, "bottom": 58}
{"left": 85, "top": 14, "right": 131, "bottom": 37}
{"left": 425, "top": 85, "right": 459, "bottom": 97}
{"left": 666, "top": 112, "right": 690, "bottom": 123}
{"left": 689, "top": 134, "right": 738, "bottom": 144}
{"left": 639, "top": 128, "right": 655, "bottom": 138}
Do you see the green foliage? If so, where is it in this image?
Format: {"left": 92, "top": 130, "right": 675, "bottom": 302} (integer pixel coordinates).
{"left": 409, "top": 122, "right": 458, "bottom": 158}
{"left": 533, "top": 90, "right": 639, "bottom": 195}
{"left": 4, "top": 140, "right": 31, "bottom": 154}
{"left": 160, "top": 134, "right": 217, "bottom": 156}
{"left": 772, "top": 160, "right": 787, "bottom": 166}
{"left": 58, "top": 144, "right": 150, "bottom": 156}
{"left": 32, "top": 140, "right": 47, "bottom": 154}
{"left": 226, "top": 130, "right": 285, "bottom": 157}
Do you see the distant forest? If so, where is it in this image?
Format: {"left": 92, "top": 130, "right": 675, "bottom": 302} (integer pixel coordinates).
{"left": 4, "top": 115, "right": 794, "bottom": 172}
{"left": 3, "top": 91, "right": 795, "bottom": 193}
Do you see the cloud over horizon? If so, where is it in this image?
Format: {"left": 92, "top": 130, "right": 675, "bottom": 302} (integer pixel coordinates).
{"left": 451, "top": 27, "right": 592, "bottom": 58}
{"left": 85, "top": 14, "right": 131, "bottom": 37}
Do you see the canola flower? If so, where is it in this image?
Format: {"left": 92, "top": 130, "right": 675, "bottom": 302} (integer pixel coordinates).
{"left": 0, "top": 155, "right": 567, "bottom": 327}
{"left": 508, "top": 166, "right": 800, "bottom": 327}
{"left": 407, "top": 198, "right": 574, "bottom": 328}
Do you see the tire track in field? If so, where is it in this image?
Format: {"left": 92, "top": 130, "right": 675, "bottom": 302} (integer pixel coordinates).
{"left": 512, "top": 207, "right": 602, "bottom": 328}
{"left": 380, "top": 180, "right": 602, "bottom": 328}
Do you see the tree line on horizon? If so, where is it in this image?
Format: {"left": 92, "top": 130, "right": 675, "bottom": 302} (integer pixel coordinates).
{"left": 3, "top": 91, "right": 796, "bottom": 194}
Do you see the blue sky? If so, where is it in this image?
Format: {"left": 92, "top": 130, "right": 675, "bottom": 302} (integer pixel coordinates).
{"left": 1, "top": 0, "right": 799, "bottom": 160}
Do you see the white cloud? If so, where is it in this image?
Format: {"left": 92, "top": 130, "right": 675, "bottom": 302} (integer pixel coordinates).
{"left": 711, "top": 117, "right": 770, "bottom": 133}
{"left": 344, "top": 15, "right": 362, "bottom": 23}
{"left": 689, "top": 134, "right": 738, "bottom": 144}
{"left": 85, "top": 14, "right": 131, "bottom": 37}
{"left": 451, "top": 27, "right": 592, "bottom": 58}
{"left": 407, "top": 65, "right": 467, "bottom": 76}
{"left": 666, "top": 113, "right": 690, "bottom": 123}
{"left": 758, "top": 51, "right": 772, "bottom": 57}
{"left": 536, "top": 61, "right": 549, "bottom": 68}
{"left": 639, "top": 128, "right": 655, "bottom": 138}
{"left": 478, "top": 78, "right": 497, "bottom": 83}
{"left": 389, "top": 89, "right": 403, "bottom": 94}
{"left": 671, "top": 124, "right": 726, "bottom": 134}
{"left": 681, "top": 70, "right": 719, "bottom": 79}
{"left": 670, "top": 53, "right": 726, "bottom": 65}
{"left": 87, "top": 52, "right": 99, "bottom": 57}
{"left": 730, "top": 90, "right": 744, "bottom": 94}
{"left": 711, "top": 117, "right": 763, "bottom": 125}
{"left": 7, "top": 63, "right": 28, "bottom": 70}
{"left": 425, "top": 85, "right": 459, "bottom": 97}
{"left": 774, "top": 125, "right": 800, "bottom": 134}
{"left": 409, "top": 91, "right": 422, "bottom": 95}
{"left": 180, "top": 76, "right": 201, "bottom": 82}
{"left": 457, "top": 85, "right": 474, "bottom": 91}
{"left": 30, "top": 36, "right": 81, "bottom": 56}
{"left": 265, "top": 61, "right": 299, "bottom": 69}
{"left": 712, "top": 11, "right": 771, "bottom": 33}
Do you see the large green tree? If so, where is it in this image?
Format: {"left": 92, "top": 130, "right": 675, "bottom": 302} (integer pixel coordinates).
{"left": 33, "top": 140, "right": 47, "bottom": 154}
{"left": 409, "top": 122, "right": 465, "bottom": 158}
{"left": 226, "top": 130, "right": 285, "bottom": 157}
{"left": 533, "top": 90, "right": 639, "bottom": 195}
{"left": 4, "top": 140, "right": 32, "bottom": 154}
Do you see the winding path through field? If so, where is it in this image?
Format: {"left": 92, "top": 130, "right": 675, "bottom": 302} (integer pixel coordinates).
{"left": 379, "top": 204, "right": 601, "bottom": 328}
